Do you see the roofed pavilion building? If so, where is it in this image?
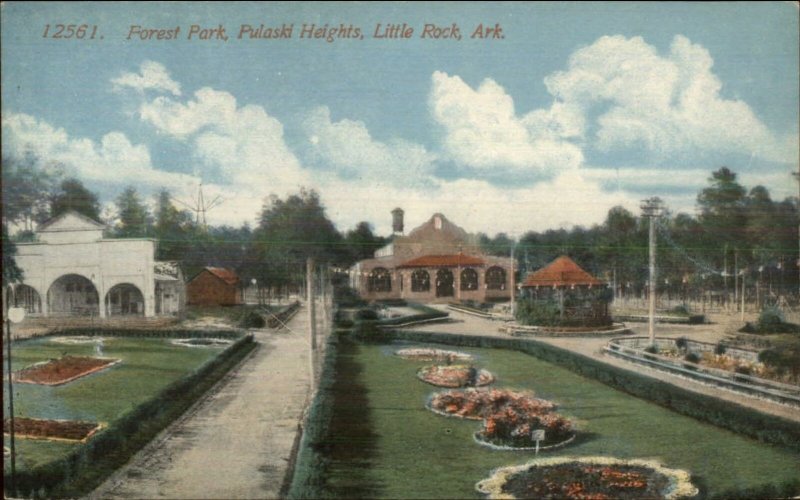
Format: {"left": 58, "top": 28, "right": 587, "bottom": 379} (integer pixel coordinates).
{"left": 349, "top": 211, "right": 514, "bottom": 304}
{"left": 519, "top": 255, "right": 611, "bottom": 327}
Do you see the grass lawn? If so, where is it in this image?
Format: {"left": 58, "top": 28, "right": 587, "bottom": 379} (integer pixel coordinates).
{"left": 321, "top": 337, "right": 800, "bottom": 498}
{"left": 3, "top": 336, "right": 226, "bottom": 472}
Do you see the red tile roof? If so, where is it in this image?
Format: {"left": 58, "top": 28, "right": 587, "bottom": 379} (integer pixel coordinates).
{"left": 522, "top": 256, "right": 604, "bottom": 287}
{"left": 398, "top": 254, "right": 485, "bottom": 268}
{"left": 204, "top": 267, "right": 240, "bottom": 286}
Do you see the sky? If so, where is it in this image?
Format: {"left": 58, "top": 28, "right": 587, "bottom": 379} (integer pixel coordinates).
{"left": 2, "top": 2, "right": 798, "bottom": 236}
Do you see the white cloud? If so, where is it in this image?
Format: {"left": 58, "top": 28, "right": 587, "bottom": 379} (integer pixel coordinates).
{"left": 1, "top": 112, "right": 195, "bottom": 189}
{"left": 429, "top": 71, "right": 585, "bottom": 175}
{"left": 111, "top": 60, "right": 182, "bottom": 96}
{"left": 302, "top": 106, "right": 437, "bottom": 188}
{"left": 545, "top": 35, "right": 795, "bottom": 163}
{"left": 138, "top": 87, "right": 310, "bottom": 191}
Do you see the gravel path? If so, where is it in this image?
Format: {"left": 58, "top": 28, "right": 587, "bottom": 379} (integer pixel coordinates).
{"left": 87, "top": 307, "right": 314, "bottom": 500}
{"left": 408, "top": 308, "right": 800, "bottom": 423}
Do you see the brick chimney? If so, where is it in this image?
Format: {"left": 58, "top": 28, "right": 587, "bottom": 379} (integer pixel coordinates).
{"left": 391, "top": 208, "right": 404, "bottom": 235}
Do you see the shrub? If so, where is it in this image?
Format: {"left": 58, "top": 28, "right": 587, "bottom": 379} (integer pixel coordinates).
{"left": 714, "top": 343, "right": 728, "bottom": 355}
{"left": 758, "top": 307, "right": 785, "bottom": 330}
{"left": 356, "top": 308, "right": 379, "bottom": 321}
{"left": 643, "top": 344, "right": 659, "bottom": 361}
{"left": 238, "top": 309, "right": 265, "bottom": 328}
{"left": 675, "top": 337, "right": 689, "bottom": 351}
{"left": 670, "top": 304, "right": 690, "bottom": 316}
{"left": 683, "top": 352, "right": 700, "bottom": 370}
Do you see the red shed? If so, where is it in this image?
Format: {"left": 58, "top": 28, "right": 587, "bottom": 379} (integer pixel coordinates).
{"left": 187, "top": 267, "right": 242, "bottom": 306}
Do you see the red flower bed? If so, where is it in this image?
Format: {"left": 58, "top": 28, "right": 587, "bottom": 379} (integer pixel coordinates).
{"left": 417, "top": 365, "right": 495, "bottom": 388}
{"left": 14, "top": 355, "right": 119, "bottom": 386}
{"left": 4, "top": 417, "right": 102, "bottom": 442}
{"left": 501, "top": 463, "right": 667, "bottom": 499}
{"left": 476, "top": 457, "right": 698, "bottom": 499}
{"left": 478, "top": 406, "right": 573, "bottom": 449}
{"left": 429, "top": 388, "right": 555, "bottom": 420}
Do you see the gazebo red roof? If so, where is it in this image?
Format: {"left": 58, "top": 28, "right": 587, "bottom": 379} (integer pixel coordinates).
{"left": 522, "top": 256, "right": 604, "bottom": 288}
{"left": 398, "top": 254, "right": 485, "bottom": 268}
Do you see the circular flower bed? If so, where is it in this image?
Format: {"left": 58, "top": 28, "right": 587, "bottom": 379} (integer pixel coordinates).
{"left": 171, "top": 338, "right": 232, "bottom": 348}
{"left": 417, "top": 364, "right": 495, "bottom": 388}
{"left": 476, "top": 456, "right": 698, "bottom": 499}
{"left": 48, "top": 336, "right": 104, "bottom": 344}
{"left": 428, "top": 388, "right": 555, "bottom": 420}
{"left": 395, "top": 348, "right": 473, "bottom": 363}
{"left": 475, "top": 406, "right": 574, "bottom": 450}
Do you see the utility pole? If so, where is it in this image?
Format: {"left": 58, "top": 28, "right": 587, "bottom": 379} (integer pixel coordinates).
{"left": 641, "top": 197, "right": 663, "bottom": 347}
{"left": 306, "top": 258, "right": 317, "bottom": 390}
{"left": 510, "top": 240, "right": 516, "bottom": 319}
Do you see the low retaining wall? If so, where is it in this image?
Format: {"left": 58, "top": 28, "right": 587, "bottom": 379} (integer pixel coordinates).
{"left": 502, "top": 322, "right": 631, "bottom": 337}
{"left": 605, "top": 337, "right": 800, "bottom": 407}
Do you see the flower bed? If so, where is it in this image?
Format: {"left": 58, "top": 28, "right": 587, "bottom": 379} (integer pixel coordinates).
{"left": 428, "top": 388, "right": 554, "bottom": 420}
{"left": 417, "top": 364, "right": 495, "bottom": 387}
{"left": 476, "top": 406, "right": 574, "bottom": 450}
{"left": 395, "top": 348, "right": 473, "bottom": 363}
{"left": 4, "top": 417, "right": 103, "bottom": 443}
{"left": 14, "top": 355, "right": 120, "bottom": 386}
{"left": 476, "top": 456, "right": 698, "bottom": 499}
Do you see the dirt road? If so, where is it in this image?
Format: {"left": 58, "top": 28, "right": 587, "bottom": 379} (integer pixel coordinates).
{"left": 88, "top": 307, "right": 314, "bottom": 500}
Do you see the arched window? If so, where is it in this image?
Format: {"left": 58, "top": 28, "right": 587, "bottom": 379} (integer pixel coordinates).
{"left": 411, "top": 270, "right": 430, "bottom": 292}
{"left": 368, "top": 267, "right": 392, "bottom": 293}
{"left": 460, "top": 268, "right": 479, "bottom": 291}
{"left": 486, "top": 266, "right": 506, "bottom": 290}
{"left": 435, "top": 269, "right": 454, "bottom": 297}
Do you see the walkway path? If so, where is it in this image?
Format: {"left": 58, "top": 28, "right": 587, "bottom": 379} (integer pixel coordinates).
{"left": 408, "top": 308, "right": 800, "bottom": 423}
{"left": 88, "top": 307, "right": 314, "bottom": 499}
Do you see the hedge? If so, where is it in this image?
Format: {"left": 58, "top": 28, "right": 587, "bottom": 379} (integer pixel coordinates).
{"left": 4, "top": 332, "right": 256, "bottom": 499}
{"left": 348, "top": 327, "right": 800, "bottom": 453}
{"left": 285, "top": 332, "right": 340, "bottom": 499}
{"left": 265, "top": 301, "right": 301, "bottom": 328}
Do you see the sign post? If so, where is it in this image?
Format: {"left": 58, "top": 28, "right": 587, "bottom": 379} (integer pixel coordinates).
{"left": 532, "top": 429, "right": 545, "bottom": 455}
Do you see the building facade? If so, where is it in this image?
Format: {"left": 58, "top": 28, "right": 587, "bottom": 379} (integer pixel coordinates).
{"left": 10, "top": 211, "right": 185, "bottom": 318}
{"left": 186, "top": 267, "right": 242, "bottom": 306}
{"left": 350, "top": 211, "right": 514, "bottom": 303}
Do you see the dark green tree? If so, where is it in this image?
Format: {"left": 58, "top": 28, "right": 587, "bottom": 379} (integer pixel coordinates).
{"left": 344, "top": 221, "right": 386, "bottom": 264}
{"left": 114, "top": 186, "right": 151, "bottom": 237}
{"left": 1, "top": 154, "right": 60, "bottom": 230}
{"left": 2, "top": 224, "right": 23, "bottom": 287}
{"left": 251, "top": 188, "right": 343, "bottom": 290}
{"left": 49, "top": 178, "right": 101, "bottom": 221}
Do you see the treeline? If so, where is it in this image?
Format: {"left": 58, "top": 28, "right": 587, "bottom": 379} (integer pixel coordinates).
{"left": 3, "top": 154, "right": 798, "bottom": 300}
{"left": 479, "top": 167, "right": 799, "bottom": 301}
{"left": 1, "top": 156, "right": 385, "bottom": 288}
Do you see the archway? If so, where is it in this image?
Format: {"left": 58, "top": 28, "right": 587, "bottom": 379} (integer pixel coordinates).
{"left": 105, "top": 283, "right": 145, "bottom": 316}
{"left": 486, "top": 266, "right": 507, "bottom": 290}
{"left": 436, "top": 269, "right": 454, "bottom": 298}
{"left": 47, "top": 274, "right": 99, "bottom": 316}
{"left": 13, "top": 284, "right": 42, "bottom": 314}
{"left": 460, "top": 268, "right": 479, "bottom": 291}
{"left": 368, "top": 267, "right": 392, "bottom": 293}
{"left": 411, "top": 270, "right": 431, "bottom": 292}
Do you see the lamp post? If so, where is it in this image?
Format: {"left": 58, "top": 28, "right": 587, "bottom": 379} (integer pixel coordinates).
{"left": 641, "top": 197, "right": 663, "bottom": 347}
{"left": 5, "top": 286, "right": 26, "bottom": 498}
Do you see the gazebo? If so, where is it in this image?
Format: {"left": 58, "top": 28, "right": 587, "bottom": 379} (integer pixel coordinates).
{"left": 518, "top": 256, "right": 611, "bottom": 327}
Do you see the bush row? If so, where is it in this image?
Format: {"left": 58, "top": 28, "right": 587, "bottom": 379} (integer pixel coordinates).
{"left": 4, "top": 333, "right": 256, "bottom": 499}
{"left": 285, "top": 332, "right": 340, "bottom": 499}
{"left": 351, "top": 327, "right": 800, "bottom": 453}
{"left": 46, "top": 327, "right": 244, "bottom": 340}
{"left": 266, "top": 301, "right": 302, "bottom": 328}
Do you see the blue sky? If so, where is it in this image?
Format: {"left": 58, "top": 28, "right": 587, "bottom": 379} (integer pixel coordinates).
{"left": 2, "top": 2, "right": 798, "bottom": 235}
